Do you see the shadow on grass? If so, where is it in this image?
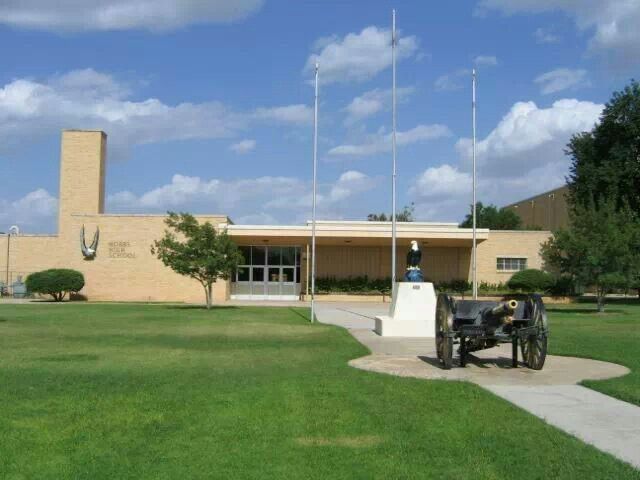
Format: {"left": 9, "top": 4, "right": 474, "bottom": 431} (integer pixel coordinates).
{"left": 164, "top": 305, "right": 240, "bottom": 311}
{"left": 547, "top": 307, "right": 627, "bottom": 315}
{"left": 37, "top": 354, "right": 99, "bottom": 362}
{"left": 575, "top": 297, "right": 640, "bottom": 306}
{"left": 60, "top": 333, "right": 326, "bottom": 353}
{"left": 288, "top": 307, "right": 311, "bottom": 323}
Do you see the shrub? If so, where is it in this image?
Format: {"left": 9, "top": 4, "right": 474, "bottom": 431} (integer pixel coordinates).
{"left": 26, "top": 269, "right": 85, "bottom": 302}
{"left": 437, "top": 279, "right": 471, "bottom": 297}
{"left": 507, "top": 269, "right": 553, "bottom": 293}
{"left": 315, "top": 276, "right": 391, "bottom": 295}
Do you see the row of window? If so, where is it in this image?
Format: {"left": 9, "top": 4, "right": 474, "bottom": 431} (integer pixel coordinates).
{"left": 238, "top": 246, "right": 300, "bottom": 267}
{"left": 496, "top": 257, "right": 527, "bottom": 271}
{"left": 236, "top": 246, "right": 526, "bottom": 276}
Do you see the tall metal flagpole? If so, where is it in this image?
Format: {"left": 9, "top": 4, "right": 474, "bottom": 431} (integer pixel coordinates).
{"left": 472, "top": 69, "right": 478, "bottom": 300}
{"left": 391, "top": 9, "right": 397, "bottom": 293}
{"left": 310, "top": 63, "right": 319, "bottom": 323}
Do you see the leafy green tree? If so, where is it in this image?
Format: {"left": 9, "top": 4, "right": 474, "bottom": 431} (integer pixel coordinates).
{"left": 541, "top": 200, "right": 640, "bottom": 312}
{"left": 151, "top": 212, "right": 243, "bottom": 309}
{"left": 568, "top": 80, "right": 640, "bottom": 213}
{"left": 367, "top": 203, "right": 415, "bottom": 222}
{"left": 26, "top": 269, "right": 84, "bottom": 302}
{"left": 367, "top": 212, "right": 388, "bottom": 221}
{"left": 459, "top": 202, "right": 523, "bottom": 230}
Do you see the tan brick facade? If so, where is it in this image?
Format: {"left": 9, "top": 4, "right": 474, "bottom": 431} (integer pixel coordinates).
{"left": 0, "top": 130, "right": 551, "bottom": 302}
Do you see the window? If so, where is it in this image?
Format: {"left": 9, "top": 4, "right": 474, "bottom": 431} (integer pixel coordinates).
{"left": 497, "top": 257, "right": 527, "bottom": 271}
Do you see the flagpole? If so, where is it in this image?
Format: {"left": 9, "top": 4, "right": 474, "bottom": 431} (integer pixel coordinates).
{"left": 472, "top": 68, "right": 478, "bottom": 300}
{"left": 310, "top": 63, "right": 319, "bottom": 323}
{"left": 391, "top": 9, "right": 397, "bottom": 293}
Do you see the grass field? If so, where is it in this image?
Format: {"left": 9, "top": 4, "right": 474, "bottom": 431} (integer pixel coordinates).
{"left": 547, "top": 301, "right": 640, "bottom": 406}
{"left": 0, "top": 303, "right": 638, "bottom": 479}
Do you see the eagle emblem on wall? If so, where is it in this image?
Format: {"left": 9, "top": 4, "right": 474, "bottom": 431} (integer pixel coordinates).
{"left": 80, "top": 225, "right": 100, "bottom": 260}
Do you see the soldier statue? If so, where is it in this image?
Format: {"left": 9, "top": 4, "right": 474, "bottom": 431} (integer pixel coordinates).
{"left": 403, "top": 240, "right": 424, "bottom": 282}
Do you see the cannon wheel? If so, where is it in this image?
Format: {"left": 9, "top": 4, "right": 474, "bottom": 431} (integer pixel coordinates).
{"left": 521, "top": 295, "right": 548, "bottom": 370}
{"left": 435, "top": 293, "right": 454, "bottom": 370}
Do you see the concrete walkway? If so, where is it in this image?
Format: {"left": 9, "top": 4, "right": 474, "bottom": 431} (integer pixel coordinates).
{"left": 314, "top": 301, "right": 640, "bottom": 470}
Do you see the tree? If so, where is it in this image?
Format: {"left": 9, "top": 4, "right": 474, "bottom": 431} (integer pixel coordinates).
{"left": 568, "top": 80, "right": 640, "bottom": 213}
{"left": 460, "top": 202, "right": 523, "bottom": 230}
{"left": 541, "top": 200, "right": 640, "bottom": 312}
{"left": 26, "top": 269, "right": 84, "bottom": 302}
{"left": 151, "top": 212, "right": 244, "bottom": 309}
{"left": 367, "top": 203, "right": 415, "bottom": 222}
{"left": 367, "top": 212, "right": 388, "bottom": 221}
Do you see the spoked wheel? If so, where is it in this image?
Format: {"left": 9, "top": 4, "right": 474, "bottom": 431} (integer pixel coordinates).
{"left": 435, "top": 294, "right": 455, "bottom": 370}
{"left": 521, "top": 295, "right": 548, "bottom": 370}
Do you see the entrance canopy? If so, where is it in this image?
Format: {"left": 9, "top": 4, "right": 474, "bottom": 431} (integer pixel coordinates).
{"left": 227, "top": 220, "right": 489, "bottom": 247}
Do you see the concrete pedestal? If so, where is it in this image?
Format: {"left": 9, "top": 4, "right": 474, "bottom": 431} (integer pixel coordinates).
{"left": 374, "top": 282, "right": 436, "bottom": 337}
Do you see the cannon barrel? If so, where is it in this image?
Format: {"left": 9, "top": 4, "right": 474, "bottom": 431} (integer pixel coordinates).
{"left": 490, "top": 299, "right": 518, "bottom": 317}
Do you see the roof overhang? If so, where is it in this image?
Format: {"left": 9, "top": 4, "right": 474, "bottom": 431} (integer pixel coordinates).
{"left": 226, "top": 222, "right": 489, "bottom": 247}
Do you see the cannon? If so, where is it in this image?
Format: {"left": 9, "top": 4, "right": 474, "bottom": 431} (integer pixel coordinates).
{"left": 435, "top": 293, "right": 548, "bottom": 370}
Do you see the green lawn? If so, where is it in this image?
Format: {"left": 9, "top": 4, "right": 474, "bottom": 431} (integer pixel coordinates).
{"left": 0, "top": 303, "right": 638, "bottom": 479}
{"left": 548, "top": 301, "right": 640, "bottom": 406}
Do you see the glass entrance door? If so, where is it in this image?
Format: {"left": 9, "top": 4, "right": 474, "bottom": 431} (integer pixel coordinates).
{"left": 231, "top": 246, "right": 301, "bottom": 300}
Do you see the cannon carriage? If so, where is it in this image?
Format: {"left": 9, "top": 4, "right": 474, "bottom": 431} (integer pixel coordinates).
{"left": 435, "top": 293, "right": 549, "bottom": 370}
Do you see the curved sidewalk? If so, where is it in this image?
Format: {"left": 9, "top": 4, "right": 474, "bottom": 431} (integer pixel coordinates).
{"left": 315, "top": 301, "right": 640, "bottom": 470}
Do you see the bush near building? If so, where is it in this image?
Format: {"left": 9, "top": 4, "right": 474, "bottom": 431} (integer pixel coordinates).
{"left": 507, "top": 269, "right": 554, "bottom": 293}
{"left": 315, "top": 276, "right": 391, "bottom": 295}
{"left": 25, "top": 269, "right": 85, "bottom": 302}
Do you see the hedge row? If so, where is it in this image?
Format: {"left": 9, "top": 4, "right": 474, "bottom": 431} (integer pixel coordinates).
{"left": 315, "top": 270, "right": 576, "bottom": 296}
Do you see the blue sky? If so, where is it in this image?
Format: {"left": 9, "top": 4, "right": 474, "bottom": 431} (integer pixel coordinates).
{"left": 0, "top": 0, "right": 638, "bottom": 233}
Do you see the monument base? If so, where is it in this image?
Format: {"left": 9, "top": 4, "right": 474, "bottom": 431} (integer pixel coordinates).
{"left": 374, "top": 282, "right": 436, "bottom": 337}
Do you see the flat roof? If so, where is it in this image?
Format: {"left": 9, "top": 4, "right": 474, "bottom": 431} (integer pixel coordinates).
{"left": 503, "top": 184, "right": 569, "bottom": 208}
{"left": 227, "top": 221, "right": 489, "bottom": 247}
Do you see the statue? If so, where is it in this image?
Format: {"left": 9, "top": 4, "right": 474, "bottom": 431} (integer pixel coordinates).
{"left": 80, "top": 225, "right": 99, "bottom": 260}
{"left": 403, "top": 240, "right": 424, "bottom": 282}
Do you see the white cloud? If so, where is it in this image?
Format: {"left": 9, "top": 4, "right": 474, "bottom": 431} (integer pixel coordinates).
{"left": 107, "top": 171, "right": 379, "bottom": 224}
{"left": 252, "top": 104, "right": 313, "bottom": 125}
{"left": 474, "top": 55, "right": 498, "bottom": 66}
{"left": 479, "top": 0, "right": 640, "bottom": 66}
{"left": 434, "top": 69, "right": 471, "bottom": 92}
{"left": 328, "top": 124, "right": 452, "bottom": 157}
{"left": 409, "top": 165, "right": 472, "bottom": 199}
{"left": 304, "top": 26, "right": 419, "bottom": 84}
{"left": 411, "top": 97, "right": 604, "bottom": 221}
{"left": 229, "top": 139, "right": 256, "bottom": 154}
{"left": 409, "top": 161, "right": 569, "bottom": 222}
{"left": 0, "top": 68, "right": 309, "bottom": 159}
{"left": 534, "top": 27, "right": 560, "bottom": 44}
{"left": 455, "top": 98, "right": 603, "bottom": 176}
{"left": 0, "top": 0, "right": 264, "bottom": 32}
{"left": 343, "top": 86, "right": 415, "bottom": 125}
{"left": 0, "top": 189, "right": 58, "bottom": 233}
{"left": 534, "top": 68, "right": 589, "bottom": 95}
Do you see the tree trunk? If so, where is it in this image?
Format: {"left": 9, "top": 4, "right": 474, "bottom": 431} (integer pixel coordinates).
{"left": 597, "top": 289, "right": 605, "bottom": 313}
{"left": 203, "top": 283, "right": 213, "bottom": 310}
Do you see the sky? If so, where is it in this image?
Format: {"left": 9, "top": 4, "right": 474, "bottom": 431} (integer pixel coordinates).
{"left": 0, "top": 0, "right": 638, "bottom": 233}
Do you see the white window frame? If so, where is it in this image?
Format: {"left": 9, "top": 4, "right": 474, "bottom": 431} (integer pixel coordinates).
{"left": 496, "top": 256, "right": 528, "bottom": 272}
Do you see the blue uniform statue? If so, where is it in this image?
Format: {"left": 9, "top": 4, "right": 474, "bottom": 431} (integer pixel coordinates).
{"left": 403, "top": 240, "right": 424, "bottom": 282}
